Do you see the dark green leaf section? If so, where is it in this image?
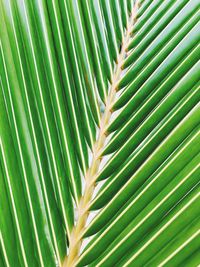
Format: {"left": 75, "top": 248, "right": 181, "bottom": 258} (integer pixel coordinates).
{"left": 145, "top": 216, "right": 200, "bottom": 266}
{"left": 0, "top": 140, "right": 25, "bottom": 267}
{"left": 0, "top": 250, "right": 5, "bottom": 267}
{"left": 183, "top": 249, "right": 200, "bottom": 267}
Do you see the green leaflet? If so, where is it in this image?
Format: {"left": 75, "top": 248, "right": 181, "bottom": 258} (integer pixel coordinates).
{"left": 105, "top": 44, "right": 200, "bottom": 153}
{"left": 68, "top": 0, "right": 101, "bottom": 126}
{"left": 136, "top": 0, "right": 152, "bottom": 18}
{"left": 29, "top": 0, "right": 82, "bottom": 203}
{"left": 109, "top": 0, "right": 124, "bottom": 46}
{"left": 129, "top": 0, "right": 183, "bottom": 50}
{"left": 89, "top": 0, "right": 113, "bottom": 83}
{"left": 79, "top": 0, "right": 108, "bottom": 102}
{"left": 0, "top": 1, "right": 67, "bottom": 265}
{"left": 115, "top": 184, "right": 200, "bottom": 267}
{"left": 98, "top": 67, "right": 200, "bottom": 181}
{"left": 124, "top": 0, "right": 192, "bottom": 68}
{"left": 0, "top": 80, "right": 38, "bottom": 266}
{"left": 145, "top": 217, "right": 200, "bottom": 266}
{"left": 16, "top": 0, "right": 74, "bottom": 232}
{"left": 83, "top": 183, "right": 200, "bottom": 266}
{"left": 99, "top": 0, "right": 119, "bottom": 62}
{"left": 116, "top": 14, "right": 200, "bottom": 110}
{"left": 132, "top": 0, "right": 167, "bottom": 34}
{"left": 92, "top": 85, "right": 200, "bottom": 210}
{"left": 45, "top": 0, "right": 89, "bottom": 171}
{"left": 85, "top": 121, "right": 200, "bottom": 237}
{"left": 58, "top": 0, "right": 97, "bottom": 147}
{"left": 0, "top": 249, "right": 6, "bottom": 267}
{"left": 183, "top": 249, "right": 200, "bottom": 267}
{"left": 0, "top": 150, "right": 24, "bottom": 267}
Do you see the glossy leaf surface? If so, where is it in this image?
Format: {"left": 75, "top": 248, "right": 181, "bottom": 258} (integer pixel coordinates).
{"left": 0, "top": 0, "right": 199, "bottom": 266}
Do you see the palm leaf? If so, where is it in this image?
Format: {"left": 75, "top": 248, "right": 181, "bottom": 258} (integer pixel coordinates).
{"left": 0, "top": 0, "right": 199, "bottom": 266}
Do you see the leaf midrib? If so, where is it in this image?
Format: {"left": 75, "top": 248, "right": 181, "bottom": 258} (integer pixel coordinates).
{"left": 64, "top": 2, "right": 139, "bottom": 266}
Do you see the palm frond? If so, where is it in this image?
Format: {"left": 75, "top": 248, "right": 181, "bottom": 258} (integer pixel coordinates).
{"left": 0, "top": 0, "right": 199, "bottom": 266}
